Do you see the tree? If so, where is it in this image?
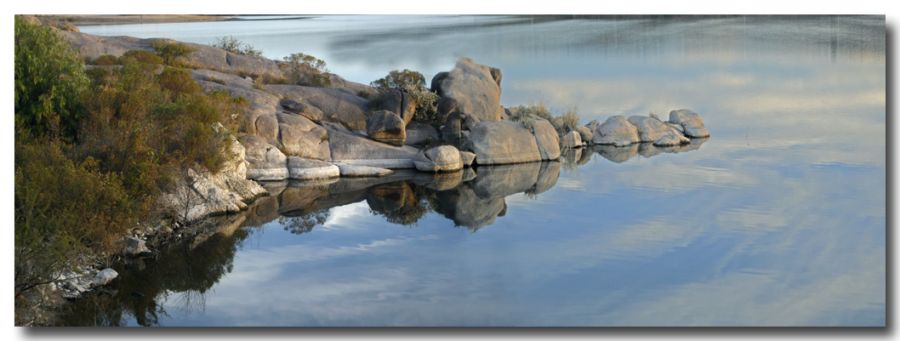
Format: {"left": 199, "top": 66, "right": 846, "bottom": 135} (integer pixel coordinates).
{"left": 14, "top": 16, "right": 89, "bottom": 141}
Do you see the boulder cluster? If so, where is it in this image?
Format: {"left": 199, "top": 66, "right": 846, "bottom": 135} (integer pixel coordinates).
{"left": 61, "top": 29, "right": 709, "bottom": 226}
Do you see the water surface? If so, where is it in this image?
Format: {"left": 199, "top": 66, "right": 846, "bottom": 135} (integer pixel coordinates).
{"left": 68, "top": 15, "right": 886, "bottom": 327}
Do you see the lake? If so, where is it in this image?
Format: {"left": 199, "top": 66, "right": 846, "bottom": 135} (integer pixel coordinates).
{"left": 66, "top": 15, "right": 886, "bottom": 327}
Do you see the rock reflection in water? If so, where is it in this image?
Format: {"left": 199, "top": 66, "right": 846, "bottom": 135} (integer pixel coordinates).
{"left": 58, "top": 138, "right": 705, "bottom": 326}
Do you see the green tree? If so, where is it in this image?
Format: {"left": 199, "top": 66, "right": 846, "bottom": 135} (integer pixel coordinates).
{"left": 370, "top": 69, "right": 439, "bottom": 125}
{"left": 14, "top": 16, "right": 89, "bottom": 141}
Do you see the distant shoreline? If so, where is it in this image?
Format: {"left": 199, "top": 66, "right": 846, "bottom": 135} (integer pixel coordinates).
{"left": 37, "top": 15, "right": 314, "bottom": 26}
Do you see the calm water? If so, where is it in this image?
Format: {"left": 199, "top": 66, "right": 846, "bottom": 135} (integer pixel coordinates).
{"left": 67, "top": 15, "right": 886, "bottom": 327}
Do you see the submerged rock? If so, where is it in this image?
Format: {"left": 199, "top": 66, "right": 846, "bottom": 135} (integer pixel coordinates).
{"left": 414, "top": 145, "right": 463, "bottom": 172}
{"left": 592, "top": 115, "right": 640, "bottom": 146}
{"left": 669, "top": 109, "right": 710, "bottom": 138}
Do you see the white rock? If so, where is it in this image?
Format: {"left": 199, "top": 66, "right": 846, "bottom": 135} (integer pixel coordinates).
{"left": 92, "top": 268, "right": 118, "bottom": 287}
{"left": 414, "top": 145, "right": 463, "bottom": 172}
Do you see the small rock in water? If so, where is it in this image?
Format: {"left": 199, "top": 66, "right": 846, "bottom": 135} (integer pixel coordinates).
{"left": 92, "top": 268, "right": 118, "bottom": 287}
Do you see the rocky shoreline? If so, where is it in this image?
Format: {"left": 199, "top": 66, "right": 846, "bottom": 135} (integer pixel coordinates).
{"left": 34, "top": 22, "right": 709, "bottom": 317}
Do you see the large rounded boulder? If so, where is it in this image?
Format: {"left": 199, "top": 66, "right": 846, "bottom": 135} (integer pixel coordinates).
{"left": 432, "top": 58, "right": 504, "bottom": 122}
{"left": 591, "top": 115, "right": 640, "bottom": 147}
{"left": 669, "top": 109, "right": 710, "bottom": 138}
{"left": 468, "top": 121, "right": 541, "bottom": 165}
{"left": 366, "top": 110, "right": 406, "bottom": 146}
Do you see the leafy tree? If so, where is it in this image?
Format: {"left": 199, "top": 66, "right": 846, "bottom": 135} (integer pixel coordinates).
{"left": 14, "top": 16, "right": 89, "bottom": 141}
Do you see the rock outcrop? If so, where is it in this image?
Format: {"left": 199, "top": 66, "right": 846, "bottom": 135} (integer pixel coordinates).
{"left": 327, "top": 127, "right": 419, "bottom": 168}
{"left": 277, "top": 113, "right": 330, "bottom": 160}
{"left": 287, "top": 157, "right": 340, "bottom": 180}
{"left": 432, "top": 58, "right": 504, "bottom": 122}
{"left": 338, "top": 165, "right": 394, "bottom": 177}
{"left": 265, "top": 84, "right": 369, "bottom": 132}
{"left": 160, "top": 133, "right": 268, "bottom": 222}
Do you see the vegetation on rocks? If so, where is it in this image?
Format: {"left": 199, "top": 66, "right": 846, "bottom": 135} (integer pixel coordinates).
{"left": 369, "top": 69, "right": 440, "bottom": 125}
{"left": 14, "top": 17, "right": 245, "bottom": 316}
{"left": 151, "top": 40, "right": 195, "bottom": 66}
{"left": 279, "top": 52, "right": 331, "bottom": 87}
{"left": 211, "top": 36, "right": 263, "bottom": 57}
{"left": 508, "top": 103, "right": 580, "bottom": 135}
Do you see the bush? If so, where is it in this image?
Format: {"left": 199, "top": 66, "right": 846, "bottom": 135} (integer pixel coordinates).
{"left": 157, "top": 67, "right": 201, "bottom": 95}
{"left": 211, "top": 36, "right": 262, "bottom": 57}
{"left": 508, "top": 103, "right": 578, "bottom": 134}
{"left": 151, "top": 40, "right": 195, "bottom": 66}
{"left": 14, "top": 16, "right": 89, "bottom": 141}
{"left": 120, "top": 50, "right": 163, "bottom": 65}
{"left": 91, "top": 54, "right": 120, "bottom": 66}
{"left": 369, "top": 69, "right": 440, "bottom": 126}
{"left": 280, "top": 52, "right": 331, "bottom": 87}
{"left": 15, "top": 140, "right": 135, "bottom": 296}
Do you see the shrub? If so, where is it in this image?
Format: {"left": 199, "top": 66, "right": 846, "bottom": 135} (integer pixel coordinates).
{"left": 558, "top": 109, "right": 580, "bottom": 133}
{"left": 211, "top": 36, "right": 263, "bottom": 57}
{"left": 508, "top": 103, "right": 578, "bottom": 134}
{"left": 120, "top": 50, "right": 164, "bottom": 65}
{"left": 151, "top": 40, "right": 195, "bottom": 66}
{"left": 158, "top": 67, "right": 201, "bottom": 95}
{"left": 280, "top": 52, "right": 331, "bottom": 87}
{"left": 91, "top": 54, "right": 120, "bottom": 66}
{"left": 369, "top": 69, "right": 440, "bottom": 126}
{"left": 14, "top": 16, "right": 89, "bottom": 141}
{"left": 15, "top": 140, "right": 135, "bottom": 296}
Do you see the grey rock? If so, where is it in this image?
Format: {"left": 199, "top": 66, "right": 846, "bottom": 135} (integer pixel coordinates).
{"left": 277, "top": 113, "right": 330, "bottom": 160}
{"left": 240, "top": 135, "right": 288, "bottom": 180}
{"left": 628, "top": 115, "right": 683, "bottom": 143}
{"left": 562, "top": 130, "right": 583, "bottom": 149}
{"left": 669, "top": 109, "right": 710, "bottom": 138}
{"left": 472, "top": 162, "right": 542, "bottom": 199}
{"left": 366, "top": 110, "right": 406, "bottom": 146}
{"left": 405, "top": 122, "right": 440, "bottom": 147}
{"left": 377, "top": 89, "right": 416, "bottom": 125}
{"left": 414, "top": 145, "right": 463, "bottom": 172}
{"left": 327, "top": 128, "right": 419, "bottom": 168}
{"left": 338, "top": 165, "right": 394, "bottom": 177}
{"left": 575, "top": 126, "right": 593, "bottom": 144}
{"left": 468, "top": 121, "right": 542, "bottom": 165}
{"left": 266, "top": 84, "right": 369, "bottom": 132}
{"left": 124, "top": 237, "right": 150, "bottom": 257}
{"left": 434, "top": 58, "right": 504, "bottom": 122}
{"left": 592, "top": 115, "right": 640, "bottom": 147}
{"left": 532, "top": 119, "right": 561, "bottom": 160}
{"left": 287, "top": 157, "right": 340, "bottom": 180}
{"left": 459, "top": 151, "right": 476, "bottom": 167}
